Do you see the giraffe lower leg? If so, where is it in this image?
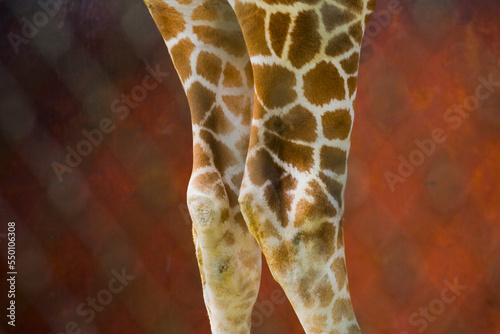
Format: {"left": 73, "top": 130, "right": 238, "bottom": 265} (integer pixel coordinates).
{"left": 188, "top": 189, "right": 261, "bottom": 333}
{"left": 239, "top": 183, "right": 360, "bottom": 334}
{"left": 233, "top": 0, "right": 375, "bottom": 332}
{"left": 144, "top": 0, "right": 261, "bottom": 332}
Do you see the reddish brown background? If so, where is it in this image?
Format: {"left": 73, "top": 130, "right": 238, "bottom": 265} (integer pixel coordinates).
{"left": 0, "top": 0, "right": 499, "bottom": 333}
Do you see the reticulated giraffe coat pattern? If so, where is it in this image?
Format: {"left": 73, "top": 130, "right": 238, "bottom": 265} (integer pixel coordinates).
{"left": 144, "top": 0, "right": 376, "bottom": 332}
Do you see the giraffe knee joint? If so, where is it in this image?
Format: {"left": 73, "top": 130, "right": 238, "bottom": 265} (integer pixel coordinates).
{"left": 187, "top": 192, "right": 223, "bottom": 229}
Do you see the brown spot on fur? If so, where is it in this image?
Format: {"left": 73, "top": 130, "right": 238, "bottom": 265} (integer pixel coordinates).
{"left": 349, "top": 21, "right": 364, "bottom": 44}
{"left": 303, "top": 61, "right": 345, "bottom": 105}
{"left": 314, "top": 276, "right": 335, "bottom": 307}
{"left": 331, "top": 257, "right": 347, "bottom": 290}
{"left": 191, "top": 172, "right": 226, "bottom": 199}
{"left": 169, "top": 39, "right": 195, "bottom": 82}
{"left": 270, "top": 242, "right": 294, "bottom": 276}
{"left": 192, "top": 0, "right": 218, "bottom": 21}
{"left": 193, "top": 143, "right": 211, "bottom": 169}
{"left": 322, "top": 109, "right": 352, "bottom": 140}
{"left": 288, "top": 10, "right": 321, "bottom": 69}
{"left": 200, "top": 130, "right": 237, "bottom": 172}
{"left": 246, "top": 149, "right": 284, "bottom": 187}
{"left": 254, "top": 64, "right": 297, "bottom": 108}
{"left": 262, "top": 219, "right": 282, "bottom": 240}
{"left": 295, "top": 199, "right": 312, "bottom": 228}
{"left": 235, "top": 3, "right": 271, "bottom": 56}
{"left": 235, "top": 135, "right": 250, "bottom": 156}
{"left": 367, "top": 0, "right": 377, "bottom": 11}
{"left": 320, "top": 146, "right": 347, "bottom": 174}
{"left": 222, "top": 63, "right": 243, "bottom": 87}
{"left": 231, "top": 173, "right": 244, "bottom": 189}
{"left": 222, "top": 231, "right": 235, "bottom": 245}
{"left": 308, "top": 315, "right": 328, "bottom": 333}
{"left": 214, "top": 183, "right": 227, "bottom": 200}
{"left": 332, "top": 298, "right": 355, "bottom": 323}
{"left": 253, "top": 100, "right": 267, "bottom": 120}
{"left": 302, "top": 222, "right": 336, "bottom": 260}
{"left": 146, "top": 0, "right": 186, "bottom": 40}
{"left": 191, "top": 171, "right": 219, "bottom": 189}
{"left": 187, "top": 82, "right": 216, "bottom": 123}
{"left": 250, "top": 124, "right": 259, "bottom": 148}
{"left": 297, "top": 270, "right": 316, "bottom": 307}
{"left": 295, "top": 180, "right": 337, "bottom": 227}
{"left": 264, "top": 105, "right": 317, "bottom": 143}
{"left": 222, "top": 95, "right": 252, "bottom": 125}
{"left": 196, "top": 51, "right": 223, "bottom": 85}
{"left": 264, "top": 116, "right": 285, "bottom": 135}
{"left": 347, "top": 77, "right": 358, "bottom": 97}
{"left": 191, "top": 0, "right": 237, "bottom": 21}
{"left": 265, "top": 132, "right": 314, "bottom": 171}
{"left": 284, "top": 106, "right": 317, "bottom": 142}
{"left": 244, "top": 60, "right": 253, "bottom": 88}
{"left": 325, "top": 33, "right": 354, "bottom": 58}
{"left": 203, "top": 105, "right": 235, "bottom": 135}
{"left": 269, "top": 12, "right": 291, "bottom": 57}
{"left": 337, "top": 216, "right": 345, "bottom": 248}
{"left": 320, "top": 172, "right": 344, "bottom": 207}
{"left": 234, "top": 212, "right": 248, "bottom": 231}
{"left": 321, "top": 3, "right": 357, "bottom": 32}
{"left": 340, "top": 52, "right": 359, "bottom": 74}
{"left": 264, "top": 174, "right": 296, "bottom": 227}
{"left": 193, "top": 25, "right": 247, "bottom": 57}
{"left": 265, "top": 184, "right": 289, "bottom": 227}
{"left": 282, "top": 174, "right": 298, "bottom": 196}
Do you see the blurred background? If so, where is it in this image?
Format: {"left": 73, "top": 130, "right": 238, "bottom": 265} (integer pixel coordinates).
{"left": 0, "top": 0, "right": 499, "bottom": 333}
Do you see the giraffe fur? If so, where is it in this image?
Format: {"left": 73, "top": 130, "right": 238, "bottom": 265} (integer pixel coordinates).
{"left": 144, "top": 0, "right": 376, "bottom": 332}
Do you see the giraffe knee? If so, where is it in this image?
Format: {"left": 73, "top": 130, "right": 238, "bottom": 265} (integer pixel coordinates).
{"left": 187, "top": 192, "right": 225, "bottom": 229}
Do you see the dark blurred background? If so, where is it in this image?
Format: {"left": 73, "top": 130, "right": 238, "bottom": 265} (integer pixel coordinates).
{"left": 0, "top": 0, "right": 499, "bottom": 333}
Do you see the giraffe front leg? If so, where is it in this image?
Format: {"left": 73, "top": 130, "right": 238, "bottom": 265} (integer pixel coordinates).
{"left": 144, "top": 0, "right": 261, "bottom": 332}
{"left": 234, "top": 0, "right": 375, "bottom": 332}
{"left": 187, "top": 179, "right": 261, "bottom": 334}
{"left": 185, "top": 102, "right": 261, "bottom": 334}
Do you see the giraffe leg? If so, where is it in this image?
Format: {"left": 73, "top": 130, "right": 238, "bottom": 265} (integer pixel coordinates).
{"left": 233, "top": 0, "right": 375, "bottom": 332}
{"left": 144, "top": 1, "right": 261, "bottom": 333}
